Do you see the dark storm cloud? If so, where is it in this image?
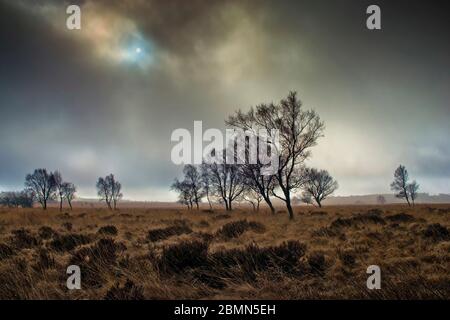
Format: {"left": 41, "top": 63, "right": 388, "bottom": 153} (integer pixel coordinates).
{"left": 0, "top": 0, "right": 449, "bottom": 199}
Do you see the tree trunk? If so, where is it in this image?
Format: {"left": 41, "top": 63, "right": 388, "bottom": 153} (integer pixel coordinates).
{"left": 207, "top": 198, "right": 212, "bottom": 210}
{"left": 286, "top": 198, "right": 294, "bottom": 220}
{"left": 59, "top": 197, "right": 63, "bottom": 212}
{"left": 68, "top": 200, "right": 73, "bottom": 210}
{"left": 281, "top": 186, "right": 294, "bottom": 219}
{"left": 263, "top": 195, "right": 276, "bottom": 214}
{"left": 316, "top": 199, "right": 322, "bottom": 208}
{"left": 228, "top": 199, "right": 233, "bottom": 211}
{"left": 223, "top": 197, "right": 229, "bottom": 210}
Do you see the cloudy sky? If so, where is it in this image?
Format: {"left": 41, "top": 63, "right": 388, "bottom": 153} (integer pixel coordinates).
{"left": 0, "top": 0, "right": 449, "bottom": 201}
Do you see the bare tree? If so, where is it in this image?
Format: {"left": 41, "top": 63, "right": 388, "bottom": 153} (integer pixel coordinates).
{"left": 0, "top": 190, "right": 34, "bottom": 208}
{"left": 0, "top": 192, "right": 17, "bottom": 208}
{"left": 25, "top": 169, "right": 57, "bottom": 210}
{"left": 61, "top": 182, "right": 77, "bottom": 210}
{"left": 108, "top": 174, "right": 123, "bottom": 210}
{"left": 205, "top": 152, "right": 246, "bottom": 211}
{"left": 171, "top": 179, "right": 194, "bottom": 209}
{"left": 53, "top": 171, "right": 65, "bottom": 212}
{"left": 241, "top": 188, "right": 263, "bottom": 211}
{"left": 227, "top": 91, "right": 325, "bottom": 219}
{"left": 171, "top": 165, "right": 205, "bottom": 210}
{"left": 407, "top": 181, "right": 419, "bottom": 207}
{"left": 301, "top": 168, "right": 338, "bottom": 208}
{"left": 97, "top": 174, "right": 122, "bottom": 210}
{"left": 96, "top": 177, "right": 112, "bottom": 209}
{"left": 231, "top": 132, "right": 277, "bottom": 214}
{"left": 390, "top": 165, "right": 411, "bottom": 207}
{"left": 183, "top": 165, "right": 204, "bottom": 210}
{"left": 376, "top": 195, "right": 386, "bottom": 205}
{"left": 300, "top": 192, "right": 313, "bottom": 206}
{"left": 236, "top": 137, "right": 277, "bottom": 213}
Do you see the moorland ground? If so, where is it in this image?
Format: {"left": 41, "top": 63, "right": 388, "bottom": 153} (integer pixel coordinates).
{"left": 0, "top": 204, "right": 449, "bottom": 299}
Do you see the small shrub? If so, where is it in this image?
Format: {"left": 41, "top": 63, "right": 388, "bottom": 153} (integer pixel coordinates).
{"left": 197, "top": 220, "right": 210, "bottom": 228}
{"left": 209, "top": 240, "right": 307, "bottom": 281}
{"left": 338, "top": 250, "right": 356, "bottom": 267}
{"left": 172, "top": 219, "right": 192, "bottom": 227}
{"left": 50, "top": 233, "right": 91, "bottom": 252}
{"left": 10, "top": 229, "right": 38, "bottom": 249}
{"left": 158, "top": 240, "right": 209, "bottom": 273}
{"left": 330, "top": 213, "right": 385, "bottom": 229}
{"left": 307, "top": 252, "right": 327, "bottom": 275}
{"left": 386, "top": 213, "right": 415, "bottom": 223}
{"left": 423, "top": 224, "right": 450, "bottom": 242}
{"left": 104, "top": 279, "right": 145, "bottom": 300}
{"left": 62, "top": 222, "right": 73, "bottom": 231}
{"left": 33, "top": 249, "right": 55, "bottom": 271}
{"left": 311, "top": 227, "right": 340, "bottom": 237}
{"left": 70, "top": 238, "right": 123, "bottom": 266}
{"left": 367, "top": 208, "right": 383, "bottom": 216}
{"left": 353, "top": 212, "right": 386, "bottom": 224}
{"left": 215, "top": 220, "right": 266, "bottom": 239}
{"left": 310, "top": 211, "right": 328, "bottom": 216}
{"left": 193, "top": 232, "right": 214, "bottom": 242}
{"left": 331, "top": 217, "right": 354, "bottom": 229}
{"left": 38, "top": 226, "right": 58, "bottom": 239}
{"left": 211, "top": 214, "right": 231, "bottom": 221}
{"left": 69, "top": 238, "right": 125, "bottom": 289}
{"left": 0, "top": 243, "right": 15, "bottom": 260}
{"left": 97, "top": 225, "right": 118, "bottom": 236}
{"left": 147, "top": 225, "right": 192, "bottom": 242}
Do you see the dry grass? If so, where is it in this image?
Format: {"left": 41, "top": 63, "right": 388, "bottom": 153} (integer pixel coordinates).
{"left": 0, "top": 204, "right": 449, "bottom": 299}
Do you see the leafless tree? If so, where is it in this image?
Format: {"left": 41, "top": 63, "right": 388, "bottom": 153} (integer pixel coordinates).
{"left": 61, "top": 182, "right": 77, "bottom": 210}
{"left": 390, "top": 165, "right": 411, "bottom": 207}
{"left": 204, "top": 152, "right": 246, "bottom": 211}
{"left": 53, "top": 171, "right": 65, "bottom": 212}
{"left": 300, "top": 193, "right": 313, "bottom": 206}
{"left": 97, "top": 177, "right": 111, "bottom": 209}
{"left": 0, "top": 192, "right": 17, "bottom": 208}
{"left": 241, "top": 188, "right": 263, "bottom": 211}
{"left": 172, "top": 165, "right": 205, "bottom": 210}
{"left": 301, "top": 168, "right": 338, "bottom": 207}
{"left": 0, "top": 190, "right": 34, "bottom": 208}
{"left": 234, "top": 132, "right": 277, "bottom": 214}
{"left": 183, "top": 165, "right": 204, "bottom": 209}
{"left": 235, "top": 135, "right": 277, "bottom": 213}
{"left": 407, "top": 181, "right": 419, "bottom": 207}
{"left": 97, "top": 174, "right": 122, "bottom": 210}
{"left": 109, "top": 175, "right": 123, "bottom": 210}
{"left": 25, "top": 169, "right": 57, "bottom": 210}
{"left": 227, "top": 91, "right": 325, "bottom": 219}
{"left": 376, "top": 195, "right": 386, "bottom": 205}
{"left": 171, "top": 179, "right": 194, "bottom": 209}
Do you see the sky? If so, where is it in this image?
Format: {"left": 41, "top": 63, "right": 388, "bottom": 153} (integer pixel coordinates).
{"left": 0, "top": 0, "right": 449, "bottom": 201}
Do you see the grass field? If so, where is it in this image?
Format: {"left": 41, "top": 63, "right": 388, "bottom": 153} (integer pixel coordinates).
{"left": 0, "top": 204, "right": 449, "bottom": 299}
